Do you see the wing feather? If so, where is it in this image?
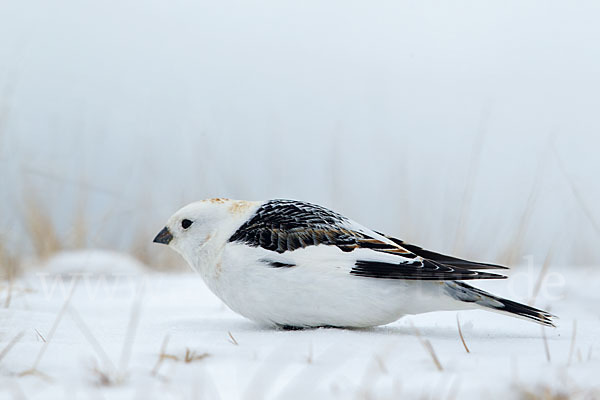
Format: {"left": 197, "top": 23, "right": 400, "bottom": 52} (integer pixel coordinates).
{"left": 375, "top": 232, "right": 508, "bottom": 270}
{"left": 351, "top": 259, "right": 506, "bottom": 281}
{"left": 229, "top": 199, "right": 506, "bottom": 281}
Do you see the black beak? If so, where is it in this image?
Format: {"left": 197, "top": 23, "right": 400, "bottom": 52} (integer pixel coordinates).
{"left": 153, "top": 227, "right": 173, "bottom": 245}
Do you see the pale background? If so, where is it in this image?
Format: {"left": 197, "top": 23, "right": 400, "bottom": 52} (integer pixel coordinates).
{"left": 1, "top": 0, "right": 599, "bottom": 268}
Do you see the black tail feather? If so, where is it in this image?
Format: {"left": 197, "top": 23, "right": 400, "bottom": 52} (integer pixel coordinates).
{"left": 491, "top": 295, "right": 556, "bottom": 327}
{"left": 448, "top": 282, "right": 556, "bottom": 327}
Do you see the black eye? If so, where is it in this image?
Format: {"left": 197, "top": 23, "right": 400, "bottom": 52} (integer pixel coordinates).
{"left": 181, "top": 219, "right": 193, "bottom": 229}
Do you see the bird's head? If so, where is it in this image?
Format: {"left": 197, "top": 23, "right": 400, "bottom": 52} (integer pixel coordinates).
{"left": 153, "top": 198, "right": 259, "bottom": 264}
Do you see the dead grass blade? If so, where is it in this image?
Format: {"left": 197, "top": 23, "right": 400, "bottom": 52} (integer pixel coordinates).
{"left": 3, "top": 269, "right": 14, "bottom": 309}
{"left": 34, "top": 328, "right": 46, "bottom": 343}
{"left": 567, "top": 320, "right": 577, "bottom": 366}
{"left": 0, "top": 331, "right": 25, "bottom": 364}
{"left": 501, "top": 136, "right": 554, "bottom": 267}
{"left": 446, "top": 377, "right": 461, "bottom": 400}
{"left": 553, "top": 145, "right": 600, "bottom": 237}
{"left": 456, "top": 315, "right": 470, "bottom": 354}
{"left": 517, "top": 381, "right": 600, "bottom": 400}
{"left": 228, "top": 331, "right": 239, "bottom": 346}
{"left": 529, "top": 248, "right": 554, "bottom": 306}
{"left": 151, "top": 336, "right": 210, "bottom": 376}
{"left": 71, "top": 283, "right": 145, "bottom": 386}
{"left": 21, "top": 187, "right": 62, "bottom": 259}
{"left": 20, "top": 281, "right": 77, "bottom": 376}
{"left": 90, "top": 362, "right": 116, "bottom": 387}
{"left": 67, "top": 306, "right": 117, "bottom": 374}
{"left": 117, "top": 282, "right": 145, "bottom": 376}
{"left": 69, "top": 194, "right": 88, "bottom": 249}
{"left": 453, "top": 103, "right": 490, "bottom": 254}
{"left": 541, "top": 326, "right": 551, "bottom": 363}
{"left": 151, "top": 335, "right": 172, "bottom": 376}
{"left": 410, "top": 321, "right": 443, "bottom": 371}
{"left": 375, "top": 355, "right": 388, "bottom": 374}
{"left": 184, "top": 348, "right": 210, "bottom": 363}
{"left": 1, "top": 239, "right": 19, "bottom": 308}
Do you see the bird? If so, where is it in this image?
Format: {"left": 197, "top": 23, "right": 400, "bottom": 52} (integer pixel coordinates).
{"left": 153, "top": 198, "right": 555, "bottom": 329}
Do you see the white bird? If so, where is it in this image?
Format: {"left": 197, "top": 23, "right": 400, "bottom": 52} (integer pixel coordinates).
{"left": 153, "top": 198, "right": 555, "bottom": 328}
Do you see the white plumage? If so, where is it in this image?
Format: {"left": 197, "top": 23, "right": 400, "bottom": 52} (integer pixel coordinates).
{"left": 153, "top": 198, "right": 555, "bottom": 328}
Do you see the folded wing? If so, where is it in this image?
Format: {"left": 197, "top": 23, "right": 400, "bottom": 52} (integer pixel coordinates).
{"left": 229, "top": 199, "right": 507, "bottom": 281}
{"left": 375, "top": 232, "right": 508, "bottom": 270}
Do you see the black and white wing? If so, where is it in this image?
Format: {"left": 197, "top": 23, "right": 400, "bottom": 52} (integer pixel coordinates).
{"left": 374, "top": 232, "right": 508, "bottom": 270}
{"left": 228, "top": 199, "right": 507, "bottom": 281}
{"left": 228, "top": 199, "right": 360, "bottom": 253}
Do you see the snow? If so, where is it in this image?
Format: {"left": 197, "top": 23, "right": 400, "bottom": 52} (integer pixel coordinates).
{"left": 1, "top": 252, "right": 598, "bottom": 399}
{"left": 40, "top": 249, "right": 146, "bottom": 276}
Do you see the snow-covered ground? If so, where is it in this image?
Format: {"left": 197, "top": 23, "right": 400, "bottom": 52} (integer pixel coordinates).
{"left": 1, "top": 251, "right": 598, "bottom": 399}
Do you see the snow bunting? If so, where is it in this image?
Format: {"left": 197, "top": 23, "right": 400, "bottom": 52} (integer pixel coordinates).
{"left": 153, "top": 198, "right": 555, "bottom": 328}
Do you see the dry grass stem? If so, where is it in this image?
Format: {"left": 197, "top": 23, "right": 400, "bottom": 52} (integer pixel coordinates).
{"left": 375, "top": 355, "right": 388, "bottom": 374}
{"left": 67, "top": 306, "right": 117, "bottom": 373}
{"left": 0, "top": 331, "right": 25, "bottom": 364}
{"left": 151, "top": 335, "right": 172, "bottom": 376}
{"left": 228, "top": 331, "right": 239, "bottom": 346}
{"left": 22, "top": 188, "right": 62, "bottom": 259}
{"left": 18, "top": 368, "right": 53, "bottom": 382}
{"left": 21, "top": 282, "right": 77, "bottom": 376}
{"left": 70, "top": 195, "right": 88, "bottom": 249}
{"left": 517, "top": 380, "right": 600, "bottom": 400}
{"left": 91, "top": 364, "right": 115, "bottom": 386}
{"left": 4, "top": 272, "right": 14, "bottom": 309}
{"left": 453, "top": 107, "right": 489, "bottom": 254}
{"left": 71, "top": 285, "right": 144, "bottom": 386}
{"left": 1, "top": 240, "right": 19, "bottom": 308}
{"left": 446, "top": 377, "right": 461, "bottom": 400}
{"left": 518, "top": 384, "right": 573, "bottom": 400}
{"left": 184, "top": 348, "right": 210, "bottom": 363}
{"left": 554, "top": 146, "right": 600, "bottom": 237}
{"left": 34, "top": 328, "right": 46, "bottom": 343}
{"left": 423, "top": 339, "right": 443, "bottom": 371}
{"left": 456, "top": 314, "right": 470, "bottom": 354}
{"left": 529, "top": 249, "right": 553, "bottom": 306}
{"left": 117, "top": 283, "right": 145, "bottom": 376}
{"left": 89, "top": 360, "right": 126, "bottom": 387}
{"left": 567, "top": 320, "right": 577, "bottom": 366}
{"left": 151, "top": 337, "right": 209, "bottom": 374}
{"left": 501, "top": 146, "right": 547, "bottom": 266}
{"left": 410, "top": 321, "right": 443, "bottom": 371}
{"left": 541, "top": 326, "right": 551, "bottom": 363}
